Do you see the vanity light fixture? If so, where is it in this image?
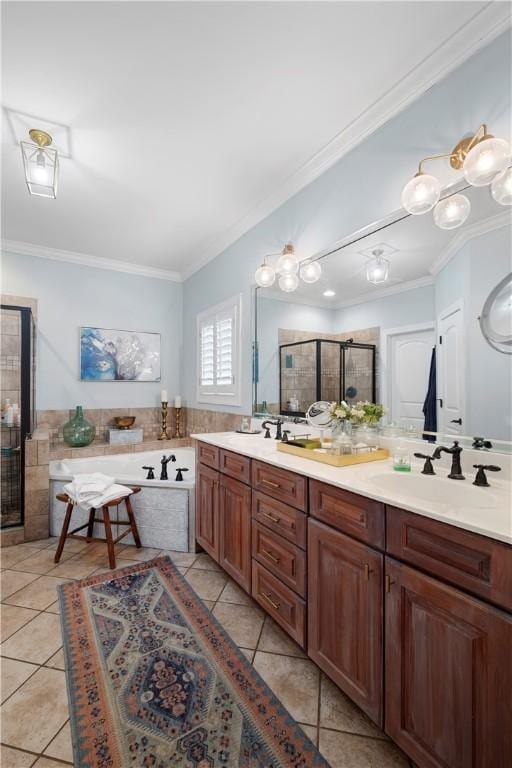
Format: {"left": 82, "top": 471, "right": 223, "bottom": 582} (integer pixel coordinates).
{"left": 276, "top": 243, "right": 299, "bottom": 275}
{"left": 366, "top": 249, "right": 390, "bottom": 284}
{"left": 433, "top": 193, "right": 471, "bottom": 230}
{"left": 278, "top": 272, "right": 300, "bottom": 292}
{"left": 20, "top": 129, "right": 59, "bottom": 198}
{"left": 402, "top": 124, "right": 510, "bottom": 227}
{"left": 491, "top": 167, "right": 512, "bottom": 206}
{"left": 299, "top": 259, "right": 322, "bottom": 283}
{"left": 254, "top": 258, "right": 276, "bottom": 288}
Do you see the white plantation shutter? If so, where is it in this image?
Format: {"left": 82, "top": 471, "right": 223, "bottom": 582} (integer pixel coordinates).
{"left": 197, "top": 295, "right": 241, "bottom": 404}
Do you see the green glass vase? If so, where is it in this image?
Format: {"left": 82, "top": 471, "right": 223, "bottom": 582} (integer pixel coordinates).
{"left": 62, "top": 406, "right": 96, "bottom": 447}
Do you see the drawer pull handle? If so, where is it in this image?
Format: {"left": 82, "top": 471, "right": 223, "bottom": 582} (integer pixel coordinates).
{"left": 261, "top": 591, "right": 280, "bottom": 610}
{"left": 263, "top": 511, "right": 281, "bottom": 524}
{"left": 385, "top": 574, "right": 396, "bottom": 593}
{"left": 263, "top": 549, "right": 280, "bottom": 564}
{"left": 363, "top": 563, "right": 373, "bottom": 581}
{"left": 262, "top": 479, "right": 280, "bottom": 489}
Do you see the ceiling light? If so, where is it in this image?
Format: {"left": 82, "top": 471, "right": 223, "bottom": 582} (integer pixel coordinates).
{"left": 20, "top": 129, "right": 59, "bottom": 198}
{"left": 276, "top": 244, "right": 299, "bottom": 275}
{"left": 323, "top": 289, "right": 336, "bottom": 297}
{"left": 255, "top": 258, "right": 276, "bottom": 287}
{"left": 433, "top": 194, "right": 471, "bottom": 230}
{"left": 462, "top": 136, "right": 509, "bottom": 186}
{"left": 401, "top": 173, "right": 440, "bottom": 215}
{"left": 278, "top": 272, "right": 299, "bottom": 292}
{"left": 300, "top": 259, "right": 322, "bottom": 283}
{"left": 491, "top": 166, "right": 512, "bottom": 206}
{"left": 366, "top": 249, "right": 389, "bottom": 284}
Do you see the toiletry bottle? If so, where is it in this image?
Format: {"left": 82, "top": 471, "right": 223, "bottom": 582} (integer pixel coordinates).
{"left": 393, "top": 442, "right": 411, "bottom": 472}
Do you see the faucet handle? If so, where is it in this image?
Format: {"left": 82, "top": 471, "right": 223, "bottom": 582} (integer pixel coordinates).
{"left": 175, "top": 467, "right": 189, "bottom": 481}
{"left": 413, "top": 452, "right": 437, "bottom": 475}
{"left": 472, "top": 436, "right": 493, "bottom": 450}
{"left": 142, "top": 466, "right": 155, "bottom": 480}
{"left": 281, "top": 430, "right": 291, "bottom": 443}
{"left": 472, "top": 464, "right": 501, "bottom": 487}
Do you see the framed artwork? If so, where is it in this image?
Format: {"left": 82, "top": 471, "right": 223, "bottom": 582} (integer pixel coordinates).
{"left": 80, "top": 327, "right": 161, "bottom": 381}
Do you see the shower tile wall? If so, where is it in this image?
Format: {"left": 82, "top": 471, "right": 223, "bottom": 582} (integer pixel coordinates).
{"left": 278, "top": 327, "right": 379, "bottom": 411}
{"left": 1, "top": 309, "right": 22, "bottom": 527}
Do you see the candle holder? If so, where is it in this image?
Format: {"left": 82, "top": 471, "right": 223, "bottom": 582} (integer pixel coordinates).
{"left": 158, "top": 401, "right": 170, "bottom": 440}
{"left": 174, "top": 407, "right": 183, "bottom": 439}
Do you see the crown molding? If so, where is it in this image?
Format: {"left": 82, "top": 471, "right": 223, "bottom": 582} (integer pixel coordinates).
{"left": 182, "top": 3, "right": 510, "bottom": 281}
{"left": 0, "top": 239, "right": 182, "bottom": 282}
{"left": 429, "top": 210, "right": 512, "bottom": 276}
{"left": 334, "top": 276, "right": 434, "bottom": 309}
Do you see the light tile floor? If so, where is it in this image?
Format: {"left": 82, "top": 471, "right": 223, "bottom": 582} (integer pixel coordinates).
{"left": 1, "top": 538, "right": 412, "bottom": 767}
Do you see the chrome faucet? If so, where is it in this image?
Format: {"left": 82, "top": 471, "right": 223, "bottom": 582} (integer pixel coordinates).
{"left": 432, "top": 440, "right": 465, "bottom": 480}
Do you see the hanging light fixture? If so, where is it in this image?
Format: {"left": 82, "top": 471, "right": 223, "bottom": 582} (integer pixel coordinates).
{"left": 254, "top": 258, "right": 276, "bottom": 287}
{"left": 491, "top": 167, "right": 512, "bottom": 206}
{"left": 366, "top": 249, "right": 389, "bottom": 284}
{"left": 401, "top": 124, "right": 510, "bottom": 225}
{"left": 299, "top": 259, "right": 322, "bottom": 283}
{"left": 276, "top": 244, "right": 299, "bottom": 275}
{"left": 278, "top": 272, "right": 299, "bottom": 292}
{"left": 433, "top": 193, "right": 471, "bottom": 230}
{"left": 20, "top": 129, "right": 59, "bottom": 198}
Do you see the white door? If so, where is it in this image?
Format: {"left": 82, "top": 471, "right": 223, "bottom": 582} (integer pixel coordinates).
{"left": 438, "top": 303, "right": 465, "bottom": 435}
{"left": 388, "top": 327, "right": 436, "bottom": 431}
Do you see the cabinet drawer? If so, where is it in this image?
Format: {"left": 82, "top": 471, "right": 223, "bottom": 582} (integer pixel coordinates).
{"left": 252, "top": 491, "right": 307, "bottom": 549}
{"left": 310, "top": 480, "right": 385, "bottom": 549}
{"left": 252, "top": 520, "right": 306, "bottom": 597}
{"left": 219, "top": 449, "right": 251, "bottom": 484}
{"left": 197, "top": 442, "right": 220, "bottom": 470}
{"left": 252, "top": 460, "right": 307, "bottom": 511}
{"left": 387, "top": 506, "right": 512, "bottom": 612}
{"left": 252, "top": 560, "right": 306, "bottom": 648}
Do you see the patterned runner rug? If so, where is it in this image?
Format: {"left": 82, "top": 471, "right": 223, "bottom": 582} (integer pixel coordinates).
{"left": 59, "top": 556, "right": 329, "bottom": 767}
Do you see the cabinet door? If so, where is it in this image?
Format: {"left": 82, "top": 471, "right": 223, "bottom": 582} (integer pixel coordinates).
{"left": 385, "top": 558, "right": 512, "bottom": 768}
{"left": 308, "top": 518, "right": 383, "bottom": 725}
{"left": 196, "top": 463, "right": 220, "bottom": 560}
{"left": 219, "top": 474, "right": 252, "bottom": 592}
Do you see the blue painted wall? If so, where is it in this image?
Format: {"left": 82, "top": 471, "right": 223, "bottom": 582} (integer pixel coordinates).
{"left": 1, "top": 251, "right": 182, "bottom": 410}
{"left": 182, "top": 31, "right": 511, "bottom": 414}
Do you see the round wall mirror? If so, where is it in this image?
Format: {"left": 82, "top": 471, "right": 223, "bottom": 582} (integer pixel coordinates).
{"left": 479, "top": 272, "right": 512, "bottom": 355}
{"left": 306, "top": 401, "right": 333, "bottom": 428}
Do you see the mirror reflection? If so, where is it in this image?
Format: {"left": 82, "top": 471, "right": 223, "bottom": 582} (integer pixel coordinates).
{"left": 253, "top": 185, "right": 512, "bottom": 446}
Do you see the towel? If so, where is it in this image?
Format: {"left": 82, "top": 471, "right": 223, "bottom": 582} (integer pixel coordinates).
{"left": 64, "top": 473, "right": 132, "bottom": 510}
{"left": 422, "top": 347, "right": 437, "bottom": 442}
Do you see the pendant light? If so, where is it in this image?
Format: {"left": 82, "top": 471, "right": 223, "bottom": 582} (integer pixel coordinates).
{"left": 366, "top": 249, "right": 389, "bottom": 284}
{"left": 491, "top": 167, "right": 512, "bottom": 206}
{"left": 433, "top": 194, "right": 471, "bottom": 230}
{"left": 276, "top": 244, "right": 299, "bottom": 275}
{"left": 255, "top": 258, "right": 276, "bottom": 287}
{"left": 299, "top": 259, "right": 322, "bottom": 283}
{"left": 20, "top": 129, "right": 59, "bottom": 198}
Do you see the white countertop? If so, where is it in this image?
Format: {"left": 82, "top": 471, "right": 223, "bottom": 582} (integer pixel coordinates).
{"left": 192, "top": 431, "right": 512, "bottom": 545}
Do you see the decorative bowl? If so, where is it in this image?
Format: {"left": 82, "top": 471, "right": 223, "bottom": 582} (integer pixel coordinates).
{"left": 114, "top": 416, "right": 136, "bottom": 430}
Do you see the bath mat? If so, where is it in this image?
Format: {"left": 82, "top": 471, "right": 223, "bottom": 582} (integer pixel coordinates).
{"left": 59, "top": 556, "right": 328, "bottom": 767}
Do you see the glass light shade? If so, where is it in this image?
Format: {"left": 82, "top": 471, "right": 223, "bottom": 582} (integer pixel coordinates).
{"left": 401, "top": 173, "right": 440, "bottom": 215}
{"left": 299, "top": 260, "right": 322, "bottom": 283}
{"left": 276, "top": 252, "right": 299, "bottom": 275}
{"left": 463, "top": 137, "right": 509, "bottom": 186}
{"left": 491, "top": 166, "right": 512, "bottom": 206}
{"left": 366, "top": 256, "right": 389, "bottom": 285}
{"left": 278, "top": 272, "right": 299, "bottom": 292}
{"left": 433, "top": 194, "right": 471, "bottom": 230}
{"left": 20, "top": 141, "right": 59, "bottom": 198}
{"left": 255, "top": 261, "right": 276, "bottom": 287}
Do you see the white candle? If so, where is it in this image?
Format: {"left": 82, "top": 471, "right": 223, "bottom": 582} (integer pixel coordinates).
{"left": 161, "top": 389, "right": 168, "bottom": 403}
{"left": 174, "top": 395, "right": 182, "bottom": 409}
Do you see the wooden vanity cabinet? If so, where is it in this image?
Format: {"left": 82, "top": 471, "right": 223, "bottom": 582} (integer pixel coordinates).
{"left": 308, "top": 518, "right": 384, "bottom": 725}
{"left": 385, "top": 557, "right": 512, "bottom": 768}
{"left": 218, "top": 474, "right": 252, "bottom": 592}
{"left": 196, "top": 462, "right": 220, "bottom": 560}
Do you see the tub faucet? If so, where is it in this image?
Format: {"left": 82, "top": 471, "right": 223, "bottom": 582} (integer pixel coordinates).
{"left": 142, "top": 466, "right": 155, "bottom": 480}
{"left": 160, "top": 454, "right": 176, "bottom": 481}
{"left": 432, "top": 440, "right": 465, "bottom": 480}
{"left": 175, "top": 467, "right": 189, "bottom": 482}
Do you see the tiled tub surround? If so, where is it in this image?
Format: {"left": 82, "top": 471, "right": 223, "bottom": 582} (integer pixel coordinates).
{"left": 49, "top": 448, "right": 196, "bottom": 552}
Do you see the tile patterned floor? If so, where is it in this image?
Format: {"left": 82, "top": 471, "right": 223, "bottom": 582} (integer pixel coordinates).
{"left": 1, "top": 539, "right": 412, "bottom": 767}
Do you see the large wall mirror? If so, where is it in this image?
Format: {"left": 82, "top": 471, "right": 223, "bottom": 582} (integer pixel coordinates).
{"left": 253, "top": 183, "right": 512, "bottom": 450}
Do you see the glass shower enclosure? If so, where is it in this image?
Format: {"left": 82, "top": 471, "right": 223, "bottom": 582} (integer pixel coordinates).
{"left": 1, "top": 305, "right": 35, "bottom": 529}
{"left": 279, "top": 338, "right": 376, "bottom": 417}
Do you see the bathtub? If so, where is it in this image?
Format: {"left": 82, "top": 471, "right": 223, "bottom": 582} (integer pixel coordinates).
{"left": 49, "top": 448, "right": 196, "bottom": 552}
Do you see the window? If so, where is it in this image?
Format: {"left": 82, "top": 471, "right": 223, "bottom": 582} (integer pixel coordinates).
{"left": 197, "top": 294, "right": 241, "bottom": 405}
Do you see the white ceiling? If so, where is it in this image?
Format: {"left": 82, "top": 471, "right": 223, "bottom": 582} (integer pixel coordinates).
{"left": 1, "top": 1, "right": 508, "bottom": 279}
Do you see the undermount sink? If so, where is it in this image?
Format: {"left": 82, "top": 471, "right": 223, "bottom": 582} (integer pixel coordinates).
{"left": 370, "top": 472, "right": 498, "bottom": 510}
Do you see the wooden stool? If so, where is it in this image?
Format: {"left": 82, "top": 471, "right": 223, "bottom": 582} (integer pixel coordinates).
{"left": 54, "top": 487, "right": 142, "bottom": 569}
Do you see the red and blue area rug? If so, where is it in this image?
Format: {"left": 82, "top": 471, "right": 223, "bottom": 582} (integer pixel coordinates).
{"left": 59, "top": 556, "right": 329, "bottom": 767}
